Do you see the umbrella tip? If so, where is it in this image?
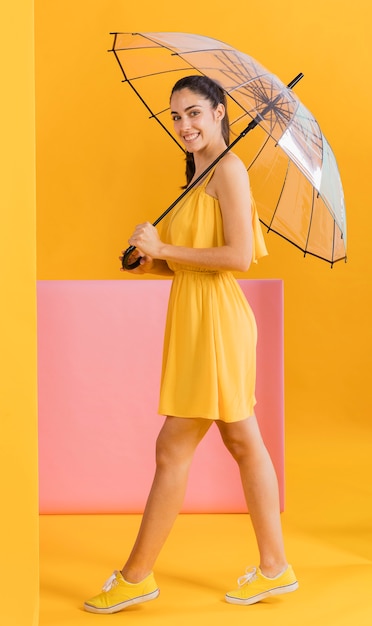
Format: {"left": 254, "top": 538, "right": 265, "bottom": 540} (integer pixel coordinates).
{"left": 288, "top": 73, "right": 304, "bottom": 89}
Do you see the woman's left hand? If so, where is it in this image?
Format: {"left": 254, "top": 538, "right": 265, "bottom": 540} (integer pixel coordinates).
{"left": 128, "top": 222, "right": 162, "bottom": 259}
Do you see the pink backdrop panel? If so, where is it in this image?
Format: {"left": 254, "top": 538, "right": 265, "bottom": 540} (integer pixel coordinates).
{"left": 37, "top": 279, "right": 284, "bottom": 514}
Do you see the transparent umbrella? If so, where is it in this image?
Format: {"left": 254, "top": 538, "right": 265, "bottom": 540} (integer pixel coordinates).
{"left": 110, "top": 32, "right": 347, "bottom": 267}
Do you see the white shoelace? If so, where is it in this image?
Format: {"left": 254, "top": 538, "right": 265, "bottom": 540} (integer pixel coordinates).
{"left": 237, "top": 566, "right": 258, "bottom": 587}
{"left": 102, "top": 571, "right": 119, "bottom": 592}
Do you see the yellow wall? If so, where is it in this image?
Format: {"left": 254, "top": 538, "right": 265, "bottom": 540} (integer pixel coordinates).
{"left": 0, "top": 2, "right": 367, "bottom": 622}
{"left": 35, "top": 3, "right": 370, "bottom": 430}
{"left": 0, "top": 1, "right": 39, "bottom": 625}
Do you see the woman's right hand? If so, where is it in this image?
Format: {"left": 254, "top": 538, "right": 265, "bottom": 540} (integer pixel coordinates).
{"left": 119, "top": 248, "right": 154, "bottom": 274}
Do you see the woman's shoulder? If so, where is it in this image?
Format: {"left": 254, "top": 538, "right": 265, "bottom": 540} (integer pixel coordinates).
{"left": 214, "top": 152, "right": 249, "bottom": 189}
{"left": 207, "top": 152, "right": 250, "bottom": 200}
{"left": 216, "top": 151, "right": 248, "bottom": 178}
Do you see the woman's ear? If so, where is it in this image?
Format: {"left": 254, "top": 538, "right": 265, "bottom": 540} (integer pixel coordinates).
{"left": 216, "top": 103, "right": 225, "bottom": 121}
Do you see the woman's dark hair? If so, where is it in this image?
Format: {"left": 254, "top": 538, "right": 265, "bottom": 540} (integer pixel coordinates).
{"left": 170, "top": 75, "right": 230, "bottom": 186}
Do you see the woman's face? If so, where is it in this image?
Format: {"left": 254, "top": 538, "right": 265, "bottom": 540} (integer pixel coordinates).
{"left": 170, "top": 88, "right": 225, "bottom": 153}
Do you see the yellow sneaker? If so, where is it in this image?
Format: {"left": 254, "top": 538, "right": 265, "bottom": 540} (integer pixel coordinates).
{"left": 84, "top": 570, "right": 160, "bottom": 614}
{"left": 226, "top": 565, "right": 298, "bottom": 605}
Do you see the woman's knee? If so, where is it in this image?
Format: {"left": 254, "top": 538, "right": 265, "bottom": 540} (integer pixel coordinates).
{"left": 221, "top": 434, "right": 249, "bottom": 462}
{"left": 217, "top": 417, "right": 263, "bottom": 463}
{"left": 155, "top": 431, "right": 178, "bottom": 468}
{"left": 154, "top": 417, "right": 210, "bottom": 469}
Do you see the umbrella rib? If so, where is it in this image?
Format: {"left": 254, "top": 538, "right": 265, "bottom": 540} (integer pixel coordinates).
{"left": 124, "top": 78, "right": 184, "bottom": 153}
{"left": 331, "top": 218, "right": 336, "bottom": 268}
{"left": 113, "top": 32, "right": 180, "bottom": 52}
{"left": 175, "top": 46, "right": 237, "bottom": 55}
{"left": 230, "top": 111, "right": 254, "bottom": 128}
{"left": 246, "top": 134, "right": 271, "bottom": 170}
{"left": 267, "top": 157, "right": 291, "bottom": 231}
{"left": 111, "top": 48, "right": 129, "bottom": 81}
{"left": 303, "top": 187, "right": 316, "bottom": 257}
{"left": 176, "top": 48, "right": 275, "bottom": 94}
{"left": 110, "top": 48, "right": 194, "bottom": 91}
{"left": 127, "top": 67, "right": 199, "bottom": 82}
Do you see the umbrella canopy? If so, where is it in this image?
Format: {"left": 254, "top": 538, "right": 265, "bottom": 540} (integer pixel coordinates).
{"left": 110, "top": 31, "right": 347, "bottom": 266}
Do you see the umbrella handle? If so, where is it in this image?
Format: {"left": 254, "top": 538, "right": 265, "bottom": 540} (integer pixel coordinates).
{"left": 122, "top": 245, "right": 142, "bottom": 270}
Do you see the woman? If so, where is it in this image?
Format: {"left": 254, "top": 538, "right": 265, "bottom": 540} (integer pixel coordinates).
{"left": 84, "top": 75, "right": 298, "bottom": 614}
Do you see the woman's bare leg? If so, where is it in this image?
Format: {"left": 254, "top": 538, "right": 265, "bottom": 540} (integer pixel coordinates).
{"left": 122, "top": 416, "right": 212, "bottom": 583}
{"left": 217, "top": 416, "right": 287, "bottom": 577}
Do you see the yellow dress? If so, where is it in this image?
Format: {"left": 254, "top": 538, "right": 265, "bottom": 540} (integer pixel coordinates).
{"left": 158, "top": 169, "right": 268, "bottom": 423}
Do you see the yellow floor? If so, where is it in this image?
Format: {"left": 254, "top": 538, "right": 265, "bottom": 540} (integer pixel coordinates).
{"left": 39, "top": 418, "right": 372, "bottom": 625}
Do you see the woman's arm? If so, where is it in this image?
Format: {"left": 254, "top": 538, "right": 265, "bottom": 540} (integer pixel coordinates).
{"left": 128, "top": 155, "right": 253, "bottom": 272}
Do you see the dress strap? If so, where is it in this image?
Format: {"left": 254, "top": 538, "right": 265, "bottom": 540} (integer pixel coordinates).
{"left": 198, "top": 166, "right": 217, "bottom": 188}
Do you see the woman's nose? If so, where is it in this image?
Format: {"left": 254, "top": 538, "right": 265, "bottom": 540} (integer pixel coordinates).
{"left": 179, "top": 116, "right": 191, "bottom": 130}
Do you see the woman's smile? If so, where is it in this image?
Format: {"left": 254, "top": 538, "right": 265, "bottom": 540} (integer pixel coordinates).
{"left": 182, "top": 131, "right": 200, "bottom": 145}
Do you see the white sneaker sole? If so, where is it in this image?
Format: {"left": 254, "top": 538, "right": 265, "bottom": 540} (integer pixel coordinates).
{"left": 84, "top": 588, "right": 160, "bottom": 614}
{"left": 225, "top": 580, "right": 299, "bottom": 605}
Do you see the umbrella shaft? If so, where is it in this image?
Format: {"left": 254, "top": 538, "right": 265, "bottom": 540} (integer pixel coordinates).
{"left": 122, "top": 73, "right": 304, "bottom": 269}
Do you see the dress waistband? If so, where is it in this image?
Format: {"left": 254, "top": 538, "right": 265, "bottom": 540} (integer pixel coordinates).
{"left": 173, "top": 267, "right": 227, "bottom": 275}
